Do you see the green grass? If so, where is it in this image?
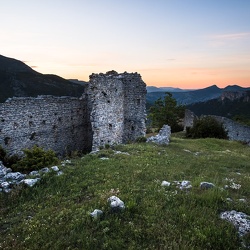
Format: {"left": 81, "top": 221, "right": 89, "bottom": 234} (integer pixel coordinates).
{"left": 1, "top": 137, "right": 250, "bottom": 249}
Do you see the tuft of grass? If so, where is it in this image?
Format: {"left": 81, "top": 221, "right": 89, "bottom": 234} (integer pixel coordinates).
{"left": 0, "top": 137, "right": 249, "bottom": 249}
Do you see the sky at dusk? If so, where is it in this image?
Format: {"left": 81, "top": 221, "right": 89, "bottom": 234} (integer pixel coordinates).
{"left": 1, "top": 0, "right": 250, "bottom": 89}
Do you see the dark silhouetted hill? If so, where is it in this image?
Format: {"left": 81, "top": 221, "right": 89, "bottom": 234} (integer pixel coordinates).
{"left": 0, "top": 55, "right": 85, "bottom": 103}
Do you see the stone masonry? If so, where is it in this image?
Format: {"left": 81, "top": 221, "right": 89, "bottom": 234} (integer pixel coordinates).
{"left": 183, "top": 110, "right": 250, "bottom": 145}
{"left": 88, "top": 71, "right": 147, "bottom": 150}
{"left": 0, "top": 71, "right": 147, "bottom": 156}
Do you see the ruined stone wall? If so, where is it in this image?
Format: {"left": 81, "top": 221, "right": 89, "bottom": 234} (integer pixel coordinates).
{"left": 0, "top": 96, "right": 92, "bottom": 156}
{"left": 183, "top": 109, "right": 197, "bottom": 131}
{"left": 122, "top": 72, "right": 147, "bottom": 142}
{"left": 0, "top": 71, "right": 147, "bottom": 155}
{"left": 88, "top": 71, "right": 146, "bottom": 150}
{"left": 183, "top": 110, "right": 250, "bottom": 145}
{"left": 211, "top": 116, "right": 250, "bottom": 145}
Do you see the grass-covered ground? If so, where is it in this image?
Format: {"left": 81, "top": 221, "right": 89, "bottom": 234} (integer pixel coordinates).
{"left": 1, "top": 136, "right": 250, "bottom": 249}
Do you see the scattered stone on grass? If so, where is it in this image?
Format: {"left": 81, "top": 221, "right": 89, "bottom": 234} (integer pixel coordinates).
{"left": 161, "top": 181, "right": 171, "bottom": 187}
{"left": 107, "top": 196, "right": 125, "bottom": 211}
{"left": 220, "top": 210, "right": 250, "bottom": 248}
{"left": 51, "top": 166, "right": 59, "bottom": 172}
{"left": 22, "top": 178, "right": 40, "bottom": 187}
{"left": 90, "top": 209, "right": 103, "bottom": 219}
{"left": 200, "top": 182, "right": 215, "bottom": 190}
{"left": 179, "top": 180, "right": 192, "bottom": 190}
{"left": 0, "top": 161, "right": 62, "bottom": 192}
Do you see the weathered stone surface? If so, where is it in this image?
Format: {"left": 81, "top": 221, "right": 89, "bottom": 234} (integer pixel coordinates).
{"left": 51, "top": 166, "right": 59, "bottom": 172}
{"left": 29, "top": 170, "right": 40, "bottom": 176}
{"left": 0, "top": 96, "right": 92, "bottom": 156}
{"left": 5, "top": 172, "right": 26, "bottom": 182}
{"left": 179, "top": 180, "right": 192, "bottom": 190}
{"left": 200, "top": 182, "right": 215, "bottom": 189}
{"left": 40, "top": 167, "right": 50, "bottom": 173}
{"left": 107, "top": 196, "right": 125, "bottom": 210}
{"left": 0, "top": 71, "right": 146, "bottom": 155}
{"left": 147, "top": 125, "right": 171, "bottom": 145}
{"left": 220, "top": 210, "right": 250, "bottom": 237}
{"left": 161, "top": 181, "right": 171, "bottom": 187}
{"left": 183, "top": 111, "right": 250, "bottom": 145}
{"left": 88, "top": 71, "right": 146, "bottom": 150}
{"left": 90, "top": 209, "right": 103, "bottom": 219}
{"left": 22, "top": 178, "right": 40, "bottom": 187}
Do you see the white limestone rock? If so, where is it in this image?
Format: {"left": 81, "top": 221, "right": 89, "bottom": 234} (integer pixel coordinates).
{"left": 22, "top": 178, "right": 40, "bottom": 187}
{"left": 57, "top": 171, "right": 63, "bottom": 176}
{"left": 0, "top": 181, "right": 10, "bottom": 189}
{"left": 161, "top": 181, "right": 171, "bottom": 187}
{"left": 29, "top": 170, "right": 40, "bottom": 176}
{"left": 200, "top": 182, "right": 215, "bottom": 190}
{"left": 40, "top": 167, "right": 50, "bottom": 173}
{"left": 147, "top": 125, "right": 171, "bottom": 145}
{"left": 180, "top": 180, "right": 192, "bottom": 190}
{"left": 0, "top": 162, "right": 12, "bottom": 178}
{"left": 220, "top": 210, "right": 250, "bottom": 237}
{"left": 107, "top": 196, "right": 125, "bottom": 210}
{"left": 90, "top": 209, "right": 103, "bottom": 219}
{"left": 51, "top": 166, "right": 59, "bottom": 172}
{"left": 5, "top": 172, "right": 26, "bottom": 181}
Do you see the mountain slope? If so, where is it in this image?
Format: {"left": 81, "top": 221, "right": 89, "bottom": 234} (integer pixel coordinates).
{"left": 187, "top": 91, "right": 250, "bottom": 121}
{"left": 0, "top": 55, "right": 85, "bottom": 103}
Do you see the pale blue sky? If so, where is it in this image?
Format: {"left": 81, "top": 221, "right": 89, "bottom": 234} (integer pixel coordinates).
{"left": 1, "top": 0, "right": 250, "bottom": 88}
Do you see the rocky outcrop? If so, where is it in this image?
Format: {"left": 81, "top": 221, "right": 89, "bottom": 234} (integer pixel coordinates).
{"left": 0, "top": 161, "right": 63, "bottom": 193}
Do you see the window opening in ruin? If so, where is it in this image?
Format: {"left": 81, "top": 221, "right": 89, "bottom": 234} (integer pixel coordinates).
{"left": 102, "top": 91, "right": 107, "bottom": 97}
{"left": 30, "top": 132, "right": 36, "bottom": 140}
{"left": 42, "top": 120, "right": 46, "bottom": 125}
{"left": 1, "top": 119, "right": 5, "bottom": 122}
{"left": 4, "top": 137, "right": 11, "bottom": 145}
{"left": 137, "top": 99, "right": 141, "bottom": 105}
{"left": 13, "top": 122, "right": 18, "bottom": 129}
{"left": 131, "top": 126, "right": 135, "bottom": 131}
{"left": 109, "top": 124, "right": 112, "bottom": 130}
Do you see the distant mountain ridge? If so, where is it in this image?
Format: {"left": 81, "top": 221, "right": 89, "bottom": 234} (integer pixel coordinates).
{"left": 0, "top": 55, "right": 85, "bottom": 103}
{"left": 187, "top": 90, "right": 250, "bottom": 122}
{"left": 146, "top": 84, "right": 250, "bottom": 106}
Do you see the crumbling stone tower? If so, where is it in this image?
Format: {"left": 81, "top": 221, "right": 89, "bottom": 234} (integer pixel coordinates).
{"left": 88, "top": 71, "right": 147, "bottom": 150}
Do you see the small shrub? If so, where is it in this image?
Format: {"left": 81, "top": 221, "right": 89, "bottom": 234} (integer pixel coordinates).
{"left": 12, "top": 145, "right": 59, "bottom": 172}
{"left": 186, "top": 116, "right": 228, "bottom": 139}
{"left": 135, "top": 136, "right": 147, "bottom": 143}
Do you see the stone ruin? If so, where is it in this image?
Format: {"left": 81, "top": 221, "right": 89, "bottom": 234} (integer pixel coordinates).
{"left": 183, "top": 109, "right": 250, "bottom": 145}
{"left": 0, "top": 71, "right": 147, "bottom": 156}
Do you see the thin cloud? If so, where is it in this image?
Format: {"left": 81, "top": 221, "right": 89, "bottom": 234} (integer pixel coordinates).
{"left": 208, "top": 32, "right": 250, "bottom": 41}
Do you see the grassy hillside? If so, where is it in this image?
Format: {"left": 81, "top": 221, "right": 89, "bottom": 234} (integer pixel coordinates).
{"left": 1, "top": 137, "right": 250, "bottom": 249}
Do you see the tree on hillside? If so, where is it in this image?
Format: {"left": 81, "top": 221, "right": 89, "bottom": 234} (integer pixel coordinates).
{"left": 148, "top": 92, "right": 185, "bottom": 132}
